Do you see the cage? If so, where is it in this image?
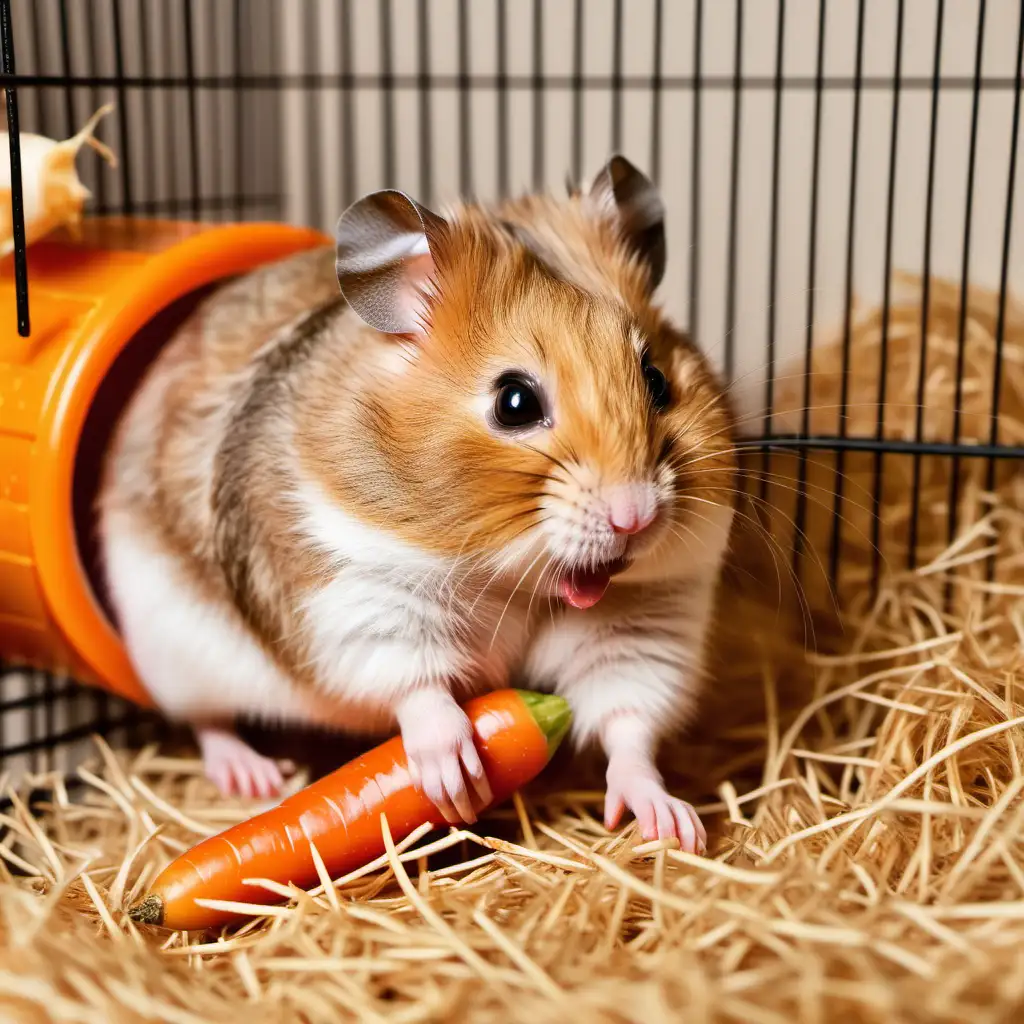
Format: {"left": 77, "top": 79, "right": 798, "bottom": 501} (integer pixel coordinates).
{"left": 0, "top": 0, "right": 1023, "bottom": 1016}
{"left": 7, "top": 0, "right": 1021, "bottom": 776}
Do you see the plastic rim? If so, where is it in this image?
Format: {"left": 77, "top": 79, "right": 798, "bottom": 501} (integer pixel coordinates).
{"left": 31, "top": 221, "right": 330, "bottom": 706}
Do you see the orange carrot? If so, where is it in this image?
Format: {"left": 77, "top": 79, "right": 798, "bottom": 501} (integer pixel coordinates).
{"left": 129, "top": 690, "right": 570, "bottom": 930}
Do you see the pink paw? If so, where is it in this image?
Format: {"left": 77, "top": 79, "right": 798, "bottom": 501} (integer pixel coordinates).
{"left": 604, "top": 759, "right": 707, "bottom": 853}
{"left": 197, "top": 727, "right": 285, "bottom": 801}
{"left": 398, "top": 693, "right": 492, "bottom": 825}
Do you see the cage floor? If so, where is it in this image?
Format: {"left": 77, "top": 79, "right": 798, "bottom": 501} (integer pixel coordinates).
{"left": 2, "top": 277, "right": 1023, "bottom": 1024}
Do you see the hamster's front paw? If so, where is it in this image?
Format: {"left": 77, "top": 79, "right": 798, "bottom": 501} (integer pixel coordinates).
{"left": 398, "top": 695, "right": 493, "bottom": 825}
{"left": 605, "top": 758, "right": 707, "bottom": 853}
{"left": 197, "top": 726, "right": 285, "bottom": 801}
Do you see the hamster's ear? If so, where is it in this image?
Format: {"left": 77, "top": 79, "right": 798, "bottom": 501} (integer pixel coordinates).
{"left": 584, "top": 155, "right": 666, "bottom": 291}
{"left": 335, "top": 189, "right": 447, "bottom": 335}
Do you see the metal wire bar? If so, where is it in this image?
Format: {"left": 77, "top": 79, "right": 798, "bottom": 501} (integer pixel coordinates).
{"left": 907, "top": 0, "right": 946, "bottom": 569}
{"left": 791, "top": 0, "right": 827, "bottom": 582}
{"left": 829, "top": 0, "right": 867, "bottom": 587}
{"left": 303, "top": 0, "right": 322, "bottom": 230}
{"left": 740, "top": 436, "right": 1024, "bottom": 460}
{"left": 181, "top": 0, "right": 200, "bottom": 221}
{"left": 689, "top": 0, "right": 703, "bottom": 369}
{"left": 232, "top": 0, "right": 243, "bottom": 220}
{"left": 456, "top": 0, "right": 471, "bottom": 198}
{"left": 1, "top": 0, "right": 29, "bottom": 336}
{"left": 570, "top": 0, "right": 583, "bottom": 185}
{"left": 759, "top": 0, "right": 785, "bottom": 513}
{"left": 870, "top": 0, "right": 906, "bottom": 595}
{"left": 378, "top": 0, "right": 395, "bottom": 187}
{"left": 532, "top": 0, "right": 544, "bottom": 191}
{"left": 338, "top": 0, "right": 355, "bottom": 209}
{"left": 417, "top": 0, "right": 434, "bottom": 204}
{"left": 495, "top": 0, "right": 508, "bottom": 198}
{"left": 3, "top": 72, "right": 1021, "bottom": 92}
{"left": 109, "top": 0, "right": 133, "bottom": 213}
{"left": 648, "top": 0, "right": 663, "bottom": 185}
{"left": 723, "top": 0, "right": 743, "bottom": 389}
{"left": 986, "top": 8, "right": 1024, "bottom": 493}
{"left": 947, "top": 0, "right": 988, "bottom": 546}
{"left": 610, "top": 0, "right": 622, "bottom": 153}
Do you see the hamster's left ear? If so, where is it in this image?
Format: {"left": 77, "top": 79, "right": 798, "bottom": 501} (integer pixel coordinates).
{"left": 584, "top": 155, "right": 666, "bottom": 291}
{"left": 335, "top": 189, "right": 447, "bottom": 336}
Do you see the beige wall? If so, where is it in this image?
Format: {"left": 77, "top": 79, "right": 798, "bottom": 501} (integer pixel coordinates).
{"left": 16, "top": 0, "right": 1023, "bottom": 417}
{"left": 277, "top": 0, "right": 1023, "bottom": 423}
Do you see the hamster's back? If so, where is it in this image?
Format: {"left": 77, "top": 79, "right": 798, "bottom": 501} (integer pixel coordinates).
{"left": 99, "top": 244, "right": 341, "bottom": 587}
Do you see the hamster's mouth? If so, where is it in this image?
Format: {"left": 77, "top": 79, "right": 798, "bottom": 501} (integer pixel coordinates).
{"left": 558, "top": 557, "right": 630, "bottom": 610}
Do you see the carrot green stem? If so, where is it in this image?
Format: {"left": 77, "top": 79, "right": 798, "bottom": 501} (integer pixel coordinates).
{"left": 515, "top": 690, "right": 572, "bottom": 760}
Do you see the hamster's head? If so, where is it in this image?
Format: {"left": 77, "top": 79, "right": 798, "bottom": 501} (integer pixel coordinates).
{"left": 331, "top": 156, "right": 735, "bottom": 608}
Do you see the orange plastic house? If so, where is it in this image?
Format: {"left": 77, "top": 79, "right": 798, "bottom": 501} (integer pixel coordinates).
{"left": 0, "top": 218, "right": 329, "bottom": 705}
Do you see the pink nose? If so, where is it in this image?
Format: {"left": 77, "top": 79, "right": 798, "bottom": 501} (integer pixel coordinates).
{"left": 605, "top": 484, "right": 659, "bottom": 535}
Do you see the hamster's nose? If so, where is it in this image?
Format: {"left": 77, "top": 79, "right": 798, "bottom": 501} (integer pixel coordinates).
{"left": 605, "top": 483, "right": 659, "bottom": 535}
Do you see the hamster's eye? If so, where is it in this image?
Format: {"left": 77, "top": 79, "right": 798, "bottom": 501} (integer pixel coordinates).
{"left": 642, "top": 356, "right": 671, "bottom": 411}
{"left": 493, "top": 373, "right": 546, "bottom": 429}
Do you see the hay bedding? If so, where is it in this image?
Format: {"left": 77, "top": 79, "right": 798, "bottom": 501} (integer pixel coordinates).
{"left": 1, "top": 277, "right": 1024, "bottom": 1024}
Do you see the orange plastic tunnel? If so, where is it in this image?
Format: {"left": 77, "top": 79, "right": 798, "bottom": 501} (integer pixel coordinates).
{"left": 0, "top": 218, "right": 330, "bottom": 706}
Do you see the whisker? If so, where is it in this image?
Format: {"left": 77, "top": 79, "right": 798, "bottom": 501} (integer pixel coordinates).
{"left": 680, "top": 453, "right": 885, "bottom": 514}
{"left": 674, "top": 497, "right": 821, "bottom": 647}
{"left": 488, "top": 547, "right": 549, "bottom": 651}
{"left": 524, "top": 550, "right": 561, "bottom": 629}
{"left": 682, "top": 467, "right": 887, "bottom": 575}
{"left": 522, "top": 443, "right": 572, "bottom": 477}
{"left": 485, "top": 468, "right": 552, "bottom": 484}
{"left": 673, "top": 504, "right": 807, "bottom": 644}
{"left": 682, "top": 478, "right": 847, "bottom": 593}
{"left": 726, "top": 398, "right": 950, "bottom": 436}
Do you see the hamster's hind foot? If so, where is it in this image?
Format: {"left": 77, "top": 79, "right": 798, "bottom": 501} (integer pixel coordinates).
{"left": 196, "top": 725, "right": 287, "bottom": 800}
{"left": 604, "top": 758, "right": 707, "bottom": 854}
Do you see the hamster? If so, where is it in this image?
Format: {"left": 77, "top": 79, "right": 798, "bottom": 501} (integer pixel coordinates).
{"left": 97, "top": 156, "right": 736, "bottom": 852}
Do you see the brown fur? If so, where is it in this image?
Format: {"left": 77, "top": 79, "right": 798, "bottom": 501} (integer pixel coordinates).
{"left": 100, "top": 188, "right": 734, "bottom": 692}
{"left": 100, "top": 247, "right": 344, "bottom": 681}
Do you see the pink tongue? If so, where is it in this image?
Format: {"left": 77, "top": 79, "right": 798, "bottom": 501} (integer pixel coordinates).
{"left": 559, "top": 569, "right": 612, "bottom": 610}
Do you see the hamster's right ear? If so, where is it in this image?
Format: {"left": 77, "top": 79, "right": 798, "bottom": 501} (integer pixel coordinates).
{"left": 584, "top": 155, "right": 666, "bottom": 291}
{"left": 335, "top": 190, "right": 447, "bottom": 336}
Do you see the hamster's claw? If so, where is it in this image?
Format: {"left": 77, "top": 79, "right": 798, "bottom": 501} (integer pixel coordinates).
{"left": 401, "top": 706, "right": 491, "bottom": 826}
{"left": 410, "top": 742, "right": 490, "bottom": 825}
{"left": 197, "top": 726, "right": 285, "bottom": 801}
{"left": 604, "top": 761, "right": 707, "bottom": 854}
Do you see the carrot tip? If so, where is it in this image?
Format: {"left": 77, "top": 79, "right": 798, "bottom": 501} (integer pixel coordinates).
{"left": 127, "top": 894, "right": 164, "bottom": 926}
